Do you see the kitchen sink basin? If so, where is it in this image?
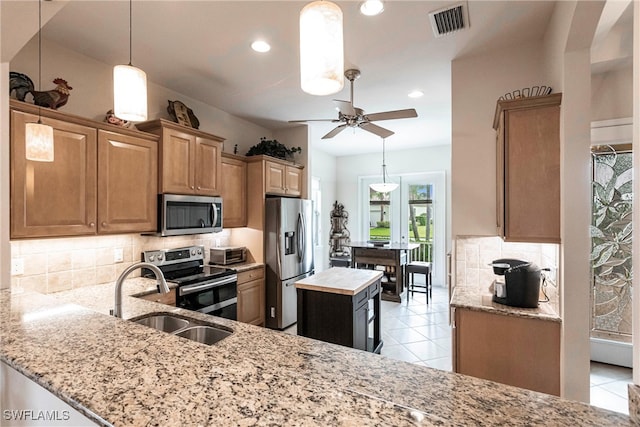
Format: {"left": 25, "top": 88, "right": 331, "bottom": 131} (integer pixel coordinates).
{"left": 130, "top": 312, "right": 232, "bottom": 346}
{"left": 174, "top": 325, "right": 232, "bottom": 346}
{"left": 134, "top": 314, "right": 190, "bottom": 333}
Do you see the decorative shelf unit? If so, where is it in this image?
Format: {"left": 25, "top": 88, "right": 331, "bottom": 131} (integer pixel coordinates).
{"left": 329, "top": 201, "right": 351, "bottom": 267}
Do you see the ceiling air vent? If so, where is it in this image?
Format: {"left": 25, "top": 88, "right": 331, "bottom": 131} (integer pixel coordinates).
{"left": 428, "top": 2, "right": 469, "bottom": 38}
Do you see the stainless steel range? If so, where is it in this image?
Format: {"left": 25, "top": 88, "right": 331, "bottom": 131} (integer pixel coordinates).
{"left": 141, "top": 246, "right": 238, "bottom": 320}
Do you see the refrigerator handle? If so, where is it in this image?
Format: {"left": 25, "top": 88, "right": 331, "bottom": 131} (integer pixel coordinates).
{"left": 297, "top": 213, "right": 305, "bottom": 262}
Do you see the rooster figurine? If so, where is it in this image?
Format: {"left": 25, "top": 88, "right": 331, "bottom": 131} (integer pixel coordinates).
{"left": 9, "top": 71, "right": 72, "bottom": 110}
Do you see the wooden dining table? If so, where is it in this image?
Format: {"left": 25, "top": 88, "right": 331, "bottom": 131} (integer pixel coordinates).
{"left": 347, "top": 241, "right": 420, "bottom": 302}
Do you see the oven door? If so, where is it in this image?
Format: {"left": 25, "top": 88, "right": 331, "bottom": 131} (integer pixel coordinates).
{"left": 176, "top": 275, "right": 237, "bottom": 320}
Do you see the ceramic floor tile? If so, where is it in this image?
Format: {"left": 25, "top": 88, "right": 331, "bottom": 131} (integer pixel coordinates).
{"left": 403, "top": 341, "right": 450, "bottom": 360}
{"left": 395, "top": 314, "right": 431, "bottom": 327}
{"left": 425, "top": 356, "right": 453, "bottom": 371}
{"left": 379, "top": 344, "right": 421, "bottom": 363}
{"left": 591, "top": 362, "right": 633, "bottom": 381}
{"left": 590, "top": 386, "right": 630, "bottom": 415}
{"left": 600, "top": 379, "right": 634, "bottom": 400}
{"left": 412, "top": 324, "right": 452, "bottom": 340}
{"left": 431, "top": 337, "right": 452, "bottom": 351}
{"left": 390, "top": 328, "right": 432, "bottom": 344}
{"left": 380, "top": 316, "right": 410, "bottom": 330}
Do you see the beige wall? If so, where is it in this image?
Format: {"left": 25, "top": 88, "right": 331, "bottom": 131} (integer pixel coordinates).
{"left": 10, "top": 37, "right": 272, "bottom": 156}
{"left": 591, "top": 66, "right": 633, "bottom": 121}
{"left": 450, "top": 40, "right": 545, "bottom": 238}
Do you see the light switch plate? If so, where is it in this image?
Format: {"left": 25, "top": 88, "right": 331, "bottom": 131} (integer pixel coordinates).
{"left": 113, "top": 248, "right": 124, "bottom": 263}
{"left": 11, "top": 258, "right": 24, "bottom": 276}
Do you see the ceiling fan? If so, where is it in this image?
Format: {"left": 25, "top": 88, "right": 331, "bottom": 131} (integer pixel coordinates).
{"left": 289, "top": 69, "right": 418, "bottom": 139}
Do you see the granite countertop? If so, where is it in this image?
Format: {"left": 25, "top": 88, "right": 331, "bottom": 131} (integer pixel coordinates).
{"left": 347, "top": 241, "right": 420, "bottom": 250}
{"left": 0, "top": 279, "right": 630, "bottom": 426}
{"left": 450, "top": 286, "right": 561, "bottom": 323}
{"left": 294, "top": 267, "right": 383, "bottom": 296}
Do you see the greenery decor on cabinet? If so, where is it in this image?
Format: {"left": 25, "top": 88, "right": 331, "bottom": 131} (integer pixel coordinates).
{"left": 246, "top": 137, "right": 301, "bottom": 161}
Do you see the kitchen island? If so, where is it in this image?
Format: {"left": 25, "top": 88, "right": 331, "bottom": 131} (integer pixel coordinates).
{"left": 295, "top": 267, "right": 383, "bottom": 353}
{"left": 348, "top": 241, "right": 419, "bottom": 302}
{"left": 0, "top": 280, "right": 632, "bottom": 426}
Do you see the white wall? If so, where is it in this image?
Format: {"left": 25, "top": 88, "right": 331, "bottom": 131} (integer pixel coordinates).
{"left": 10, "top": 37, "right": 272, "bottom": 155}
{"left": 310, "top": 148, "right": 337, "bottom": 272}
{"left": 451, "top": 40, "right": 545, "bottom": 237}
{"left": 591, "top": 66, "right": 633, "bottom": 121}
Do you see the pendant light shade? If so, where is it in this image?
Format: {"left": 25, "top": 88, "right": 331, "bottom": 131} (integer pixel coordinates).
{"left": 26, "top": 0, "right": 54, "bottom": 162}
{"left": 299, "top": 0, "right": 344, "bottom": 96}
{"left": 113, "top": 64, "right": 147, "bottom": 122}
{"left": 113, "top": 0, "right": 147, "bottom": 122}
{"left": 25, "top": 122, "right": 54, "bottom": 162}
{"left": 369, "top": 138, "right": 398, "bottom": 193}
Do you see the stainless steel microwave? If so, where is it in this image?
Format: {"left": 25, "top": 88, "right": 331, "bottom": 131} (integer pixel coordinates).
{"left": 157, "top": 194, "right": 223, "bottom": 236}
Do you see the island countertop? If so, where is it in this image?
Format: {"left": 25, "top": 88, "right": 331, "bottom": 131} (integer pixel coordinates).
{"left": 294, "top": 267, "right": 383, "bottom": 295}
{"left": 0, "top": 280, "right": 630, "bottom": 426}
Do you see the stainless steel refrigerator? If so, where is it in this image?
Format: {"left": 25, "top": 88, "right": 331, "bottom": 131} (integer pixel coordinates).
{"left": 265, "top": 197, "right": 314, "bottom": 330}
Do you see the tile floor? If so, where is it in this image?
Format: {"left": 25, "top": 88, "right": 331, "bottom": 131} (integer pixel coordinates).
{"left": 285, "top": 278, "right": 634, "bottom": 415}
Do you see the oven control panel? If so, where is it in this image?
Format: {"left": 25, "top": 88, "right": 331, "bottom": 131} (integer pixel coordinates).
{"left": 142, "top": 245, "right": 204, "bottom": 266}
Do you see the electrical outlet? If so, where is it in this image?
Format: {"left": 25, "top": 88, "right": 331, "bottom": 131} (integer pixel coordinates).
{"left": 113, "top": 248, "right": 124, "bottom": 263}
{"left": 11, "top": 258, "right": 24, "bottom": 276}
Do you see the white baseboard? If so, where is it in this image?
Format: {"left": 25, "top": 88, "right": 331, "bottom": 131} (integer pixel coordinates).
{"left": 590, "top": 337, "right": 633, "bottom": 368}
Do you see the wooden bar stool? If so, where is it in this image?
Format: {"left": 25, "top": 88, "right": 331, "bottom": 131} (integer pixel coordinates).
{"left": 405, "top": 261, "right": 432, "bottom": 304}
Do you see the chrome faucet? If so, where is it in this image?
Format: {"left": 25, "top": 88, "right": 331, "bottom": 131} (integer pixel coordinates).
{"left": 111, "top": 262, "right": 169, "bottom": 318}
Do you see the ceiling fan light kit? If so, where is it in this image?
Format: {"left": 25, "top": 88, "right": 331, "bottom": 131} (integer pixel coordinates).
{"left": 370, "top": 138, "right": 398, "bottom": 193}
{"left": 299, "top": 0, "right": 344, "bottom": 96}
{"left": 113, "top": 0, "right": 147, "bottom": 122}
{"left": 26, "top": 0, "right": 54, "bottom": 162}
{"left": 290, "top": 69, "right": 418, "bottom": 139}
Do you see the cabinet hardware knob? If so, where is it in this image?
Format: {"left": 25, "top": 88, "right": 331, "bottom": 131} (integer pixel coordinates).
{"left": 89, "top": 222, "right": 95, "bottom": 227}
{"left": 102, "top": 222, "right": 107, "bottom": 227}
{"left": 197, "top": 186, "right": 201, "bottom": 190}
{"left": 191, "top": 186, "right": 195, "bottom": 189}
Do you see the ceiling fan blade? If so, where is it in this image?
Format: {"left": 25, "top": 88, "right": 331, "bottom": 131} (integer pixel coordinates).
{"left": 322, "top": 124, "right": 348, "bottom": 139}
{"left": 289, "top": 119, "right": 339, "bottom": 123}
{"left": 333, "top": 100, "right": 357, "bottom": 117}
{"left": 359, "top": 122, "right": 395, "bottom": 138}
{"left": 365, "top": 108, "right": 418, "bottom": 122}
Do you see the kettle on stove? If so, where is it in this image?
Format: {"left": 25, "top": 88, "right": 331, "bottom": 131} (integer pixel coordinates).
{"left": 491, "top": 258, "right": 540, "bottom": 308}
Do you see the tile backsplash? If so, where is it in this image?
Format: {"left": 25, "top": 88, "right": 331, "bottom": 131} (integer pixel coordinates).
{"left": 454, "top": 235, "right": 559, "bottom": 311}
{"left": 11, "top": 230, "right": 232, "bottom": 294}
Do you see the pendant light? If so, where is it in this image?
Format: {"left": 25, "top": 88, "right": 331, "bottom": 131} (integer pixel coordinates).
{"left": 299, "top": 0, "right": 344, "bottom": 96}
{"left": 370, "top": 138, "right": 398, "bottom": 193}
{"left": 25, "top": 0, "right": 54, "bottom": 162}
{"left": 113, "top": 0, "right": 147, "bottom": 122}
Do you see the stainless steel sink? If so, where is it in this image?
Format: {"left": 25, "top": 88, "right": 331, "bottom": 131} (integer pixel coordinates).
{"left": 174, "top": 325, "right": 232, "bottom": 345}
{"left": 131, "top": 313, "right": 232, "bottom": 345}
{"left": 134, "top": 314, "right": 189, "bottom": 333}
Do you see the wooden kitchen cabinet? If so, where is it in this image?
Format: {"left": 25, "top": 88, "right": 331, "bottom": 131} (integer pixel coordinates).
{"left": 97, "top": 130, "right": 157, "bottom": 234}
{"left": 237, "top": 266, "right": 265, "bottom": 326}
{"left": 11, "top": 109, "right": 97, "bottom": 238}
{"left": 220, "top": 153, "right": 247, "bottom": 227}
{"left": 10, "top": 101, "right": 159, "bottom": 238}
{"left": 136, "top": 119, "right": 224, "bottom": 196}
{"left": 453, "top": 307, "right": 561, "bottom": 396}
{"left": 263, "top": 159, "right": 303, "bottom": 197}
{"left": 493, "top": 93, "right": 562, "bottom": 243}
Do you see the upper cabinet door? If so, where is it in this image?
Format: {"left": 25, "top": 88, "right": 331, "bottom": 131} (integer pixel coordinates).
{"left": 221, "top": 155, "right": 247, "bottom": 227}
{"left": 265, "top": 161, "right": 286, "bottom": 194}
{"left": 11, "top": 110, "right": 98, "bottom": 238}
{"left": 194, "top": 137, "right": 222, "bottom": 196}
{"left": 160, "top": 128, "right": 195, "bottom": 194}
{"left": 97, "top": 130, "right": 158, "bottom": 234}
{"left": 285, "top": 166, "right": 302, "bottom": 197}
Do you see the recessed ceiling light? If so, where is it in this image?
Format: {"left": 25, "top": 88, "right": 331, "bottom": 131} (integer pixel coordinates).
{"left": 408, "top": 90, "right": 424, "bottom": 98}
{"left": 360, "top": 0, "right": 384, "bottom": 16}
{"left": 251, "top": 40, "right": 271, "bottom": 53}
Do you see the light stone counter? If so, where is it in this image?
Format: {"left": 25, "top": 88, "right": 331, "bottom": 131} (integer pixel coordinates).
{"left": 294, "top": 267, "right": 383, "bottom": 296}
{"left": 450, "top": 286, "right": 561, "bottom": 323}
{"left": 0, "top": 278, "right": 631, "bottom": 426}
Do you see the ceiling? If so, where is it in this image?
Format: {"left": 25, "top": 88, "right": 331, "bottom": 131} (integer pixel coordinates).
{"left": 11, "top": 1, "right": 562, "bottom": 155}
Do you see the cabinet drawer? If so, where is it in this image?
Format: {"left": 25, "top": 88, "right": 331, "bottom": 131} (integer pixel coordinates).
{"left": 354, "top": 288, "right": 369, "bottom": 309}
{"left": 368, "top": 280, "right": 380, "bottom": 297}
{"left": 237, "top": 267, "right": 264, "bottom": 284}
